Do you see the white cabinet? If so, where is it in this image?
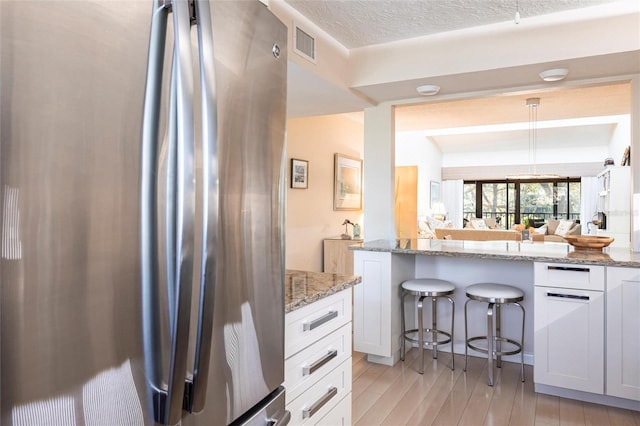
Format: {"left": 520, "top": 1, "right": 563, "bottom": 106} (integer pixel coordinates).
{"left": 352, "top": 250, "right": 415, "bottom": 365}
{"left": 596, "top": 166, "right": 630, "bottom": 247}
{"left": 534, "top": 263, "right": 605, "bottom": 393}
{"left": 606, "top": 267, "right": 640, "bottom": 401}
{"left": 285, "top": 289, "right": 353, "bottom": 425}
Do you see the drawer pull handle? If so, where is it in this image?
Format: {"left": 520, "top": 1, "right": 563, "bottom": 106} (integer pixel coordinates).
{"left": 302, "top": 387, "right": 338, "bottom": 419}
{"left": 547, "top": 292, "right": 590, "bottom": 301}
{"left": 303, "top": 350, "right": 338, "bottom": 376}
{"left": 303, "top": 311, "right": 338, "bottom": 331}
{"left": 547, "top": 266, "right": 589, "bottom": 273}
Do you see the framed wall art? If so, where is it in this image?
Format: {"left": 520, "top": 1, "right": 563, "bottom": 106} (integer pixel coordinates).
{"left": 430, "top": 181, "right": 440, "bottom": 207}
{"left": 334, "top": 153, "right": 362, "bottom": 211}
{"left": 290, "top": 158, "right": 309, "bottom": 189}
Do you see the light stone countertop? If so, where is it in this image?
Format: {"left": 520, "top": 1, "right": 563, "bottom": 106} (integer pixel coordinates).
{"left": 350, "top": 238, "right": 640, "bottom": 268}
{"left": 285, "top": 269, "right": 361, "bottom": 313}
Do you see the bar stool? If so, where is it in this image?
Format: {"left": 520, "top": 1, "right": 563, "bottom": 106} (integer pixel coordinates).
{"left": 400, "top": 278, "right": 455, "bottom": 374}
{"left": 464, "top": 283, "right": 525, "bottom": 386}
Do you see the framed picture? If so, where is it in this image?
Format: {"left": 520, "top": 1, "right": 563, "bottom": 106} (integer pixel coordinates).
{"left": 430, "top": 181, "right": 440, "bottom": 207}
{"left": 290, "top": 158, "right": 309, "bottom": 189}
{"left": 334, "top": 153, "right": 362, "bottom": 211}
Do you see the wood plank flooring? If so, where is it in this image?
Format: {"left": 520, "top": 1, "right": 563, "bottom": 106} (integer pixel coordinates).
{"left": 352, "top": 350, "right": 640, "bottom": 426}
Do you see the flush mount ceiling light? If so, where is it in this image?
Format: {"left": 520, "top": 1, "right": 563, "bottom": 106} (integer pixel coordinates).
{"left": 539, "top": 68, "right": 569, "bottom": 82}
{"left": 416, "top": 84, "right": 440, "bottom": 96}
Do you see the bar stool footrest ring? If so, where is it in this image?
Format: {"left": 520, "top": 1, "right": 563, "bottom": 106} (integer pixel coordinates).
{"left": 404, "top": 328, "right": 453, "bottom": 347}
{"left": 466, "top": 335, "right": 522, "bottom": 357}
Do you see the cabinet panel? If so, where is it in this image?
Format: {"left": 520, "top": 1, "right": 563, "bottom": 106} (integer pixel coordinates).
{"left": 534, "top": 286, "right": 604, "bottom": 393}
{"left": 353, "top": 250, "right": 415, "bottom": 363}
{"left": 323, "top": 239, "right": 362, "bottom": 274}
{"left": 353, "top": 253, "right": 387, "bottom": 355}
{"left": 606, "top": 267, "right": 640, "bottom": 401}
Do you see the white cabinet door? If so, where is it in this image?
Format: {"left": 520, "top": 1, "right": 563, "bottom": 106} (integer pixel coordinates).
{"left": 534, "top": 286, "right": 604, "bottom": 393}
{"left": 353, "top": 251, "right": 391, "bottom": 357}
{"left": 353, "top": 250, "right": 414, "bottom": 362}
{"left": 606, "top": 267, "right": 640, "bottom": 401}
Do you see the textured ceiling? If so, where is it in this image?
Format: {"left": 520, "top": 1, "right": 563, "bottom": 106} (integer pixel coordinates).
{"left": 284, "top": 0, "right": 620, "bottom": 49}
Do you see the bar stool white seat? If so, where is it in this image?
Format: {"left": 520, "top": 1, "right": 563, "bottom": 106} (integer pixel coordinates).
{"left": 464, "top": 283, "right": 525, "bottom": 386}
{"left": 400, "top": 278, "right": 455, "bottom": 374}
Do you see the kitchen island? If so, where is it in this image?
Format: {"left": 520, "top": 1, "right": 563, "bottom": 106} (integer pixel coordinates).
{"left": 351, "top": 239, "right": 640, "bottom": 411}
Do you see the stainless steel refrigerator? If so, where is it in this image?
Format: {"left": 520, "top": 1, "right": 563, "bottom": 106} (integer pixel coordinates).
{"left": 0, "top": 1, "right": 289, "bottom": 425}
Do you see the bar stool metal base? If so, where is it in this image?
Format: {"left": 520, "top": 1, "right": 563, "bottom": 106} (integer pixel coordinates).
{"left": 400, "top": 279, "right": 455, "bottom": 375}
{"left": 463, "top": 283, "right": 525, "bottom": 387}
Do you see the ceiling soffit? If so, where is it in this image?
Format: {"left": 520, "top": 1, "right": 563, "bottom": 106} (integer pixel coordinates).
{"left": 394, "top": 83, "right": 632, "bottom": 132}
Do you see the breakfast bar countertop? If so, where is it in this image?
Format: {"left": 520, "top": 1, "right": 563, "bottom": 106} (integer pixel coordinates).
{"left": 350, "top": 238, "right": 640, "bottom": 268}
{"left": 285, "top": 269, "right": 361, "bottom": 313}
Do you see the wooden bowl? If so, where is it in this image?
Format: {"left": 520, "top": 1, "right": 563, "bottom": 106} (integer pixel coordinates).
{"left": 564, "top": 235, "right": 614, "bottom": 251}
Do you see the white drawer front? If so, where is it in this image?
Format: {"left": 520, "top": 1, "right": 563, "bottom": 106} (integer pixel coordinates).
{"left": 313, "top": 392, "right": 351, "bottom": 426}
{"left": 285, "top": 290, "right": 352, "bottom": 358}
{"left": 534, "top": 262, "right": 604, "bottom": 291}
{"left": 286, "top": 358, "right": 352, "bottom": 425}
{"left": 285, "top": 323, "right": 352, "bottom": 402}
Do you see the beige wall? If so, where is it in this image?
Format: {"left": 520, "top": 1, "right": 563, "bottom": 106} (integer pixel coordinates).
{"left": 285, "top": 113, "right": 364, "bottom": 272}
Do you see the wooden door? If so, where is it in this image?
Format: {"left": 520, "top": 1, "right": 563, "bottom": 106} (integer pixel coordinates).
{"left": 395, "top": 166, "right": 418, "bottom": 239}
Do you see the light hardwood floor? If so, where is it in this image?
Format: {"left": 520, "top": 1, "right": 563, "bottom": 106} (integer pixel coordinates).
{"left": 352, "top": 350, "right": 640, "bottom": 426}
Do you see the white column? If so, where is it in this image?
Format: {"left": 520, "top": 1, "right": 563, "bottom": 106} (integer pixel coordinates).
{"left": 631, "top": 74, "right": 640, "bottom": 251}
{"left": 363, "top": 103, "right": 396, "bottom": 241}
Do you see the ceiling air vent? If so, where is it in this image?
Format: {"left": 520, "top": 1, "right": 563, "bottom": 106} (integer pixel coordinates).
{"left": 294, "top": 24, "right": 316, "bottom": 63}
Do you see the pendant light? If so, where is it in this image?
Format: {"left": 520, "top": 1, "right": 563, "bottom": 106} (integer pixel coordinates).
{"left": 515, "top": 0, "right": 521, "bottom": 24}
{"left": 508, "top": 97, "right": 559, "bottom": 180}
{"left": 527, "top": 97, "right": 540, "bottom": 175}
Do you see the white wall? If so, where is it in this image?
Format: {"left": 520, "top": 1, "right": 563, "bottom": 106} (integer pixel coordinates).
{"left": 395, "top": 132, "right": 442, "bottom": 217}
{"left": 609, "top": 115, "right": 631, "bottom": 162}
{"left": 285, "top": 113, "right": 364, "bottom": 272}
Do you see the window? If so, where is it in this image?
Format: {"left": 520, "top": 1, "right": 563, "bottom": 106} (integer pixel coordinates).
{"left": 464, "top": 178, "right": 580, "bottom": 229}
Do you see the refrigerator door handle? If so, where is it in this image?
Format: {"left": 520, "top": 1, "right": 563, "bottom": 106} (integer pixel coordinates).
{"left": 268, "top": 410, "right": 292, "bottom": 426}
{"left": 140, "top": 1, "right": 170, "bottom": 423}
{"left": 164, "top": 0, "right": 197, "bottom": 425}
{"left": 141, "top": 1, "right": 196, "bottom": 425}
{"left": 182, "top": 0, "right": 218, "bottom": 415}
